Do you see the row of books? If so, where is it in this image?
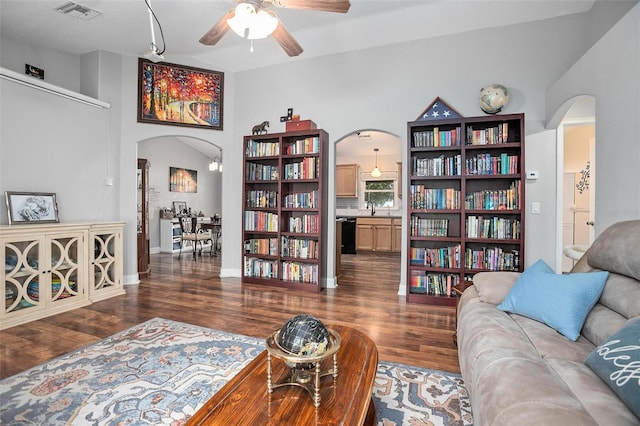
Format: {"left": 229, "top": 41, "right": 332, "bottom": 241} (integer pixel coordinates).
{"left": 412, "top": 127, "right": 462, "bottom": 148}
{"left": 466, "top": 216, "right": 521, "bottom": 240}
{"left": 410, "top": 244, "right": 461, "bottom": 268}
{"left": 244, "top": 211, "right": 279, "bottom": 232}
{"left": 285, "top": 137, "right": 320, "bottom": 155}
{"left": 281, "top": 237, "right": 318, "bottom": 259}
{"left": 281, "top": 261, "right": 318, "bottom": 284}
{"left": 409, "top": 186, "right": 460, "bottom": 210}
{"left": 244, "top": 238, "right": 278, "bottom": 256}
{"left": 246, "top": 190, "right": 278, "bottom": 208}
{"left": 244, "top": 257, "right": 278, "bottom": 279}
{"left": 466, "top": 153, "right": 518, "bottom": 175}
{"left": 246, "top": 163, "right": 278, "bottom": 181}
{"left": 464, "top": 247, "right": 520, "bottom": 271}
{"left": 283, "top": 190, "right": 319, "bottom": 209}
{"left": 283, "top": 157, "right": 318, "bottom": 180}
{"left": 409, "top": 272, "right": 458, "bottom": 296}
{"left": 288, "top": 214, "right": 319, "bottom": 233}
{"left": 410, "top": 217, "right": 449, "bottom": 237}
{"left": 246, "top": 140, "right": 279, "bottom": 157}
{"left": 466, "top": 123, "right": 510, "bottom": 145}
{"left": 413, "top": 155, "right": 462, "bottom": 177}
{"left": 464, "top": 180, "right": 521, "bottom": 210}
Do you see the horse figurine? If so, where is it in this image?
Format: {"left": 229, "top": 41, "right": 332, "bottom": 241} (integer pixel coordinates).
{"left": 252, "top": 121, "right": 269, "bottom": 135}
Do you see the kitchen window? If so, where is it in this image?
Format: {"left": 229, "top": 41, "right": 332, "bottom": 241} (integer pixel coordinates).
{"left": 364, "top": 179, "right": 395, "bottom": 208}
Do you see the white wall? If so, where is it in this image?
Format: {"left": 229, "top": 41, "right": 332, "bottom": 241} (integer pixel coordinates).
{"left": 137, "top": 136, "right": 223, "bottom": 251}
{"left": 547, "top": 3, "right": 640, "bottom": 234}
{"left": 231, "top": 14, "right": 598, "bottom": 281}
{"left": 1, "top": 4, "right": 637, "bottom": 286}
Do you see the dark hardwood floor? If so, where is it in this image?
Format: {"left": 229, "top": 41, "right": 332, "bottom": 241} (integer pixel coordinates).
{"left": 0, "top": 251, "right": 460, "bottom": 380}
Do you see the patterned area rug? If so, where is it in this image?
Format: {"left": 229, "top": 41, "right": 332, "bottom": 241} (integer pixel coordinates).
{"left": 0, "top": 318, "right": 473, "bottom": 425}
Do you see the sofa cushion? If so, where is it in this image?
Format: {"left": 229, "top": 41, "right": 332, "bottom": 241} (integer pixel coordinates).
{"left": 585, "top": 317, "right": 640, "bottom": 418}
{"left": 497, "top": 259, "right": 608, "bottom": 341}
{"left": 472, "top": 271, "right": 520, "bottom": 304}
{"left": 587, "top": 220, "right": 640, "bottom": 281}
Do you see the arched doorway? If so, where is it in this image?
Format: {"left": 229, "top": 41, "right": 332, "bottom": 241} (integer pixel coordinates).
{"left": 136, "top": 136, "right": 222, "bottom": 271}
{"left": 334, "top": 129, "right": 404, "bottom": 293}
{"left": 551, "top": 96, "right": 596, "bottom": 272}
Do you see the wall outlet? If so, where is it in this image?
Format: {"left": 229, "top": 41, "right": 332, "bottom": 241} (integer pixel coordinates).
{"left": 531, "top": 202, "right": 541, "bottom": 214}
{"left": 105, "top": 177, "right": 114, "bottom": 186}
{"left": 526, "top": 170, "right": 539, "bottom": 179}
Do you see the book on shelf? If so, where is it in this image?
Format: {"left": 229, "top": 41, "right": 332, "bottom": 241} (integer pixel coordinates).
{"left": 410, "top": 217, "right": 449, "bottom": 237}
{"left": 409, "top": 271, "right": 457, "bottom": 296}
{"left": 465, "top": 153, "right": 518, "bottom": 175}
{"left": 409, "top": 244, "right": 460, "bottom": 268}
{"left": 244, "top": 211, "right": 279, "bottom": 232}
{"left": 244, "top": 238, "right": 278, "bottom": 256}
{"left": 466, "top": 122, "right": 510, "bottom": 145}
{"left": 246, "top": 163, "right": 279, "bottom": 181}
{"left": 412, "top": 126, "right": 462, "bottom": 148}
{"left": 283, "top": 190, "right": 319, "bottom": 209}
{"left": 285, "top": 136, "right": 320, "bottom": 155}
{"left": 243, "top": 257, "right": 278, "bottom": 279}
{"left": 464, "top": 246, "right": 520, "bottom": 271}
{"left": 246, "top": 140, "right": 280, "bottom": 157}
{"left": 281, "top": 261, "right": 318, "bottom": 284}
{"left": 464, "top": 180, "right": 521, "bottom": 210}
{"left": 281, "top": 237, "right": 318, "bottom": 259}
{"left": 410, "top": 186, "right": 460, "bottom": 210}
{"left": 246, "top": 190, "right": 278, "bottom": 208}
{"left": 413, "top": 154, "right": 462, "bottom": 177}
{"left": 288, "top": 214, "right": 319, "bottom": 233}
{"left": 466, "top": 216, "right": 521, "bottom": 239}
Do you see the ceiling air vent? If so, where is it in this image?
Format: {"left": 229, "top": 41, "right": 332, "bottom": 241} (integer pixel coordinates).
{"left": 54, "top": 2, "right": 103, "bottom": 20}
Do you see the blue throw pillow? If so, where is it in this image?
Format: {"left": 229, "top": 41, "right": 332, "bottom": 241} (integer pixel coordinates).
{"left": 585, "top": 317, "right": 640, "bottom": 418}
{"left": 497, "top": 259, "right": 608, "bottom": 341}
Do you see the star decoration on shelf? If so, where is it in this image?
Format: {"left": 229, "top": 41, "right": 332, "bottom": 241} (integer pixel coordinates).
{"left": 416, "top": 97, "right": 462, "bottom": 121}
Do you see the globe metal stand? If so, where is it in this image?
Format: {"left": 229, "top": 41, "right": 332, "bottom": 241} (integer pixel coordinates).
{"left": 265, "top": 328, "right": 341, "bottom": 408}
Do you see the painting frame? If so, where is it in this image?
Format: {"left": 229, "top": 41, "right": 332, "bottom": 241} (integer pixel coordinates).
{"left": 169, "top": 167, "right": 198, "bottom": 193}
{"left": 137, "top": 58, "right": 224, "bottom": 130}
{"left": 5, "top": 191, "right": 59, "bottom": 225}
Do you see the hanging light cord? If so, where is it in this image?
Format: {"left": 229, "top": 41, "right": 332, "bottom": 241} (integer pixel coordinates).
{"left": 144, "top": 0, "right": 166, "bottom": 55}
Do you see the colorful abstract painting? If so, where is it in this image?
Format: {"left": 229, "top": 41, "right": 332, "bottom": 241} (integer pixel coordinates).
{"left": 138, "top": 58, "right": 224, "bottom": 130}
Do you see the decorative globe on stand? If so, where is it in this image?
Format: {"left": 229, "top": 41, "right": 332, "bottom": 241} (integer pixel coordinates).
{"left": 277, "top": 314, "right": 329, "bottom": 369}
{"left": 479, "top": 84, "right": 510, "bottom": 114}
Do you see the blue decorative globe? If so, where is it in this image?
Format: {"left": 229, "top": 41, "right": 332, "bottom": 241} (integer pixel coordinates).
{"left": 277, "top": 314, "right": 329, "bottom": 359}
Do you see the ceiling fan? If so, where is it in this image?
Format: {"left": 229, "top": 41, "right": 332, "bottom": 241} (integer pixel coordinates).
{"left": 199, "top": 0, "right": 351, "bottom": 57}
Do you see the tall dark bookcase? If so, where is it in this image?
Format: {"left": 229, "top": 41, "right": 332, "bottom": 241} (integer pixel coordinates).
{"left": 406, "top": 113, "right": 525, "bottom": 305}
{"left": 242, "top": 128, "right": 328, "bottom": 292}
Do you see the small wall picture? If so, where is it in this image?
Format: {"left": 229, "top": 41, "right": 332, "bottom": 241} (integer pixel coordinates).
{"left": 172, "top": 201, "right": 187, "bottom": 215}
{"left": 169, "top": 167, "right": 198, "bottom": 193}
{"left": 5, "top": 191, "right": 59, "bottom": 225}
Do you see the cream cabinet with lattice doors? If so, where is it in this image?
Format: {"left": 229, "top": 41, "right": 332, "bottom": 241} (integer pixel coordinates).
{"left": 1, "top": 222, "right": 124, "bottom": 330}
{"left": 89, "top": 222, "right": 125, "bottom": 302}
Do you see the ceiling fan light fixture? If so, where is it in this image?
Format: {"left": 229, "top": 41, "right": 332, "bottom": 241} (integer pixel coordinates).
{"left": 228, "top": 3, "right": 278, "bottom": 40}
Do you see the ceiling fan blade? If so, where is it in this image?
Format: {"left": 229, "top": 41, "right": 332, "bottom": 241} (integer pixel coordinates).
{"left": 271, "top": 16, "right": 303, "bottom": 57}
{"left": 272, "top": 0, "right": 350, "bottom": 13}
{"left": 199, "top": 7, "right": 235, "bottom": 46}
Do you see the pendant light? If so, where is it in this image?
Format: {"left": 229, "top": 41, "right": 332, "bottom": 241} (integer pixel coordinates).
{"left": 371, "top": 148, "right": 382, "bottom": 178}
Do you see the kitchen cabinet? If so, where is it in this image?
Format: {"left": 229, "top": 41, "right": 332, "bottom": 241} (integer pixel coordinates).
{"left": 392, "top": 219, "right": 402, "bottom": 252}
{"left": 336, "top": 164, "right": 358, "bottom": 197}
{"left": 356, "top": 218, "right": 393, "bottom": 252}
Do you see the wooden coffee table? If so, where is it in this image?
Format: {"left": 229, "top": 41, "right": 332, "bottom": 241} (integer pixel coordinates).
{"left": 186, "top": 324, "right": 379, "bottom": 425}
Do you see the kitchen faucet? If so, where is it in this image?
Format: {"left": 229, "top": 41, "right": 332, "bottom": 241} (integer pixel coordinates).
{"left": 366, "top": 201, "right": 376, "bottom": 216}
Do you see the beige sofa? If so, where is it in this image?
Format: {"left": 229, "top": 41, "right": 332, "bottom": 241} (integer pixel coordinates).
{"left": 457, "top": 220, "right": 640, "bottom": 425}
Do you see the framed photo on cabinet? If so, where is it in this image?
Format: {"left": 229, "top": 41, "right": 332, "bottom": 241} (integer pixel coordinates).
{"left": 137, "top": 58, "right": 224, "bottom": 130}
{"left": 5, "top": 191, "right": 59, "bottom": 225}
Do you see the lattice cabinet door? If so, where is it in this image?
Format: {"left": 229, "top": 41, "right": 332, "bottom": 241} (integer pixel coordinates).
{"left": 89, "top": 223, "right": 125, "bottom": 302}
